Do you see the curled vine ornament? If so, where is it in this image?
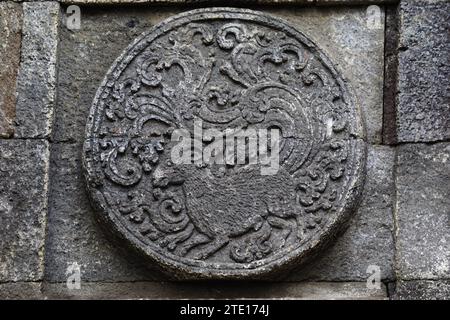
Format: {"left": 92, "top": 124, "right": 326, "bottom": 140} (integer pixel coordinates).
{"left": 83, "top": 8, "right": 366, "bottom": 279}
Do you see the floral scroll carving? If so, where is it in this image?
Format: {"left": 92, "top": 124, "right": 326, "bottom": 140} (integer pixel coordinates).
{"left": 83, "top": 8, "right": 366, "bottom": 279}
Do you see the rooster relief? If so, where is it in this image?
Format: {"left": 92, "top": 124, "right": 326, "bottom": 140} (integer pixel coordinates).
{"left": 84, "top": 8, "right": 365, "bottom": 277}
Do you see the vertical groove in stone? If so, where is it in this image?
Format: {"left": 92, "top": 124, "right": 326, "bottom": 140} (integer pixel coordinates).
{"left": 14, "top": 2, "right": 61, "bottom": 139}
{"left": 391, "top": 145, "right": 400, "bottom": 281}
{"left": 382, "top": 4, "right": 399, "bottom": 145}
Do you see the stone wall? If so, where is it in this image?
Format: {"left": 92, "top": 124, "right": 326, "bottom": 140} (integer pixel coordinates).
{"left": 0, "top": 0, "right": 448, "bottom": 300}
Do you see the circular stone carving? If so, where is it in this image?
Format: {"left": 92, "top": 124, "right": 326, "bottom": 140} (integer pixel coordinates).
{"left": 83, "top": 8, "right": 366, "bottom": 279}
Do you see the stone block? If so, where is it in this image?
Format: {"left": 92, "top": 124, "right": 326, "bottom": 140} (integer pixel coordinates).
{"left": 396, "top": 143, "right": 450, "bottom": 280}
{"left": 0, "top": 282, "right": 43, "bottom": 300}
{"left": 394, "top": 280, "right": 450, "bottom": 300}
{"left": 44, "top": 142, "right": 167, "bottom": 282}
{"left": 0, "top": 139, "right": 50, "bottom": 282}
{"left": 288, "top": 145, "right": 395, "bottom": 281}
{"left": 395, "top": 0, "right": 450, "bottom": 143}
{"left": 14, "top": 2, "right": 60, "bottom": 138}
{"left": 42, "top": 281, "right": 387, "bottom": 299}
{"left": 48, "top": 5, "right": 386, "bottom": 281}
{"left": 43, "top": 144, "right": 395, "bottom": 283}
{"left": 57, "top": 0, "right": 396, "bottom": 5}
{"left": 54, "top": 6, "right": 384, "bottom": 143}
{"left": 0, "top": 2, "right": 22, "bottom": 138}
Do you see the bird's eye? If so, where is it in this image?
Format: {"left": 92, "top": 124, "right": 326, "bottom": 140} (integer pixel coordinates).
{"left": 166, "top": 160, "right": 173, "bottom": 167}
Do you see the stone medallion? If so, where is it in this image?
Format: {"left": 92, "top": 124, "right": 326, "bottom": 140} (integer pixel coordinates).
{"left": 83, "top": 7, "right": 366, "bottom": 279}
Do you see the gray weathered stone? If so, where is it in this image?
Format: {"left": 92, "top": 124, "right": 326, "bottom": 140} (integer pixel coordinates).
{"left": 53, "top": 6, "right": 173, "bottom": 143}
{"left": 55, "top": 0, "right": 396, "bottom": 5}
{"left": 44, "top": 142, "right": 167, "bottom": 282}
{"left": 314, "top": 0, "right": 394, "bottom": 5}
{"left": 382, "top": 5, "right": 399, "bottom": 145}
{"left": 54, "top": 6, "right": 383, "bottom": 144}
{"left": 395, "top": 0, "right": 450, "bottom": 143}
{"left": 0, "top": 282, "right": 43, "bottom": 300}
{"left": 0, "top": 2, "right": 22, "bottom": 138}
{"left": 43, "top": 145, "right": 395, "bottom": 283}
{"left": 51, "top": 5, "right": 383, "bottom": 280}
{"left": 0, "top": 140, "right": 50, "bottom": 282}
{"left": 267, "top": 7, "right": 384, "bottom": 143}
{"left": 14, "top": 2, "right": 60, "bottom": 138}
{"left": 288, "top": 145, "right": 395, "bottom": 281}
{"left": 396, "top": 143, "right": 450, "bottom": 280}
{"left": 83, "top": 7, "right": 366, "bottom": 280}
{"left": 394, "top": 280, "right": 450, "bottom": 300}
{"left": 42, "top": 281, "right": 387, "bottom": 300}
{"left": 52, "top": 5, "right": 377, "bottom": 280}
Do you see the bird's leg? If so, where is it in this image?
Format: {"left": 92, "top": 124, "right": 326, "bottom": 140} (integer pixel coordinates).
{"left": 295, "top": 214, "right": 305, "bottom": 239}
{"left": 139, "top": 222, "right": 163, "bottom": 241}
{"left": 192, "top": 236, "right": 229, "bottom": 260}
{"left": 267, "top": 216, "right": 292, "bottom": 248}
{"left": 177, "top": 233, "right": 211, "bottom": 256}
{"left": 162, "top": 224, "right": 194, "bottom": 251}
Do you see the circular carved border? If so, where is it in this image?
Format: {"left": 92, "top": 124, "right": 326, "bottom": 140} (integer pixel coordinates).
{"left": 83, "top": 7, "right": 366, "bottom": 279}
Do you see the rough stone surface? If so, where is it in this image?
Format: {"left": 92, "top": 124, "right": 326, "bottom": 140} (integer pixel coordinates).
{"left": 395, "top": 0, "right": 450, "bottom": 143}
{"left": 42, "top": 281, "right": 387, "bottom": 300}
{"left": 268, "top": 6, "right": 385, "bottom": 143}
{"left": 44, "top": 142, "right": 167, "bottom": 282}
{"left": 0, "top": 140, "right": 50, "bottom": 282}
{"left": 394, "top": 280, "right": 450, "bottom": 300}
{"left": 83, "top": 7, "right": 366, "bottom": 280}
{"left": 47, "top": 4, "right": 386, "bottom": 283}
{"left": 53, "top": 6, "right": 384, "bottom": 144}
{"left": 396, "top": 143, "right": 450, "bottom": 280}
{"left": 315, "top": 0, "right": 394, "bottom": 3}
{"left": 0, "top": 282, "right": 43, "bottom": 300}
{"left": 0, "top": 2, "right": 22, "bottom": 138}
{"left": 0, "top": 0, "right": 445, "bottom": 300}
{"left": 382, "top": 5, "right": 399, "bottom": 145}
{"left": 288, "top": 145, "right": 395, "bottom": 281}
{"left": 45, "top": 8, "right": 180, "bottom": 282}
{"left": 53, "top": 6, "right": 173, "bottom": 143}
{"left": 55, "top": 0, "right": 396, "bottom": 4}
{"left": 14, "top": 2, "right": 60, "bottom": 138}
{"left": 44, "top": 145, "right": 396, "bottom": 283}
